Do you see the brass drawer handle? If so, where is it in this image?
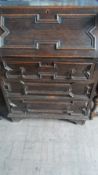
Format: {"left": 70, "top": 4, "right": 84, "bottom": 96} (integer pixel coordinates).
{"left": 85, "top": 70, "right": 91, "bottom": 79}
{"left": 3, "top": 61, "right": 13, "bottom": 72}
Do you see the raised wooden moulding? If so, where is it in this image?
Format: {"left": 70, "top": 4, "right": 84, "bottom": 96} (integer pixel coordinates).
{"left": 0, "top": 7, "right": 98, "bottom": 57}
{"left": 0, "top": 7, "right": 98, "bottom": 124}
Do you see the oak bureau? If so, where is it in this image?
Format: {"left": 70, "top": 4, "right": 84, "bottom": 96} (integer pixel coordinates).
{"left": 0, "top": 0, "right": 98, "bottom": 124}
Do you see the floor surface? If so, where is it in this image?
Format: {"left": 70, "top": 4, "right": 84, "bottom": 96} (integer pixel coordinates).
{"left": 0, "top": 116, "right": 98, "bottom": 175}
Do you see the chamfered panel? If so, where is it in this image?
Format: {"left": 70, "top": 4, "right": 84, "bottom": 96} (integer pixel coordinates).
{"left": 0, "top": 7, "right": 98, "bottom": 57}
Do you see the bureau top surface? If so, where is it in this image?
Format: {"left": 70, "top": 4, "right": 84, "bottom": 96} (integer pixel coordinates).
{"left": 0, "top": 0, "right": 98, "bottom": 6}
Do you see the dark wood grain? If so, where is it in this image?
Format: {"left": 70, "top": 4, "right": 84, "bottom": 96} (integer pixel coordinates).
{"left": 0, "top": 6, "right": 98, "bottom": 124}
{"left": 0, "top": 7, "right": 98, "bottom": 58}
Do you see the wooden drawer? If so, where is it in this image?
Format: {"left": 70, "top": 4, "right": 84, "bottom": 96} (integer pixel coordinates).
{"left": 0, "top": 7, "right": 98, "bottom": 58}
{"left": 2, "top": 79, "right": 94, "bottom": 99}
{"left": 7, "top": 96, "right": 89, "bottom": 117}
{"left": 2, "top": 60, "right": 95, "bottom": 81}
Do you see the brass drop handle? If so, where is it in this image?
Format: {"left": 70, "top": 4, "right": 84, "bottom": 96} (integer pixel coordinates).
{"left": 68, "top": 68, "right": 76, "bottom": 79}
{"left": 20, "top": 81, "right": 28, "bottom": 95}
{"left": 68, "top": 87, "right": 74, "bottom": 97}
{"left": 84, "top": 66, "right": 91, "bottom": 79}
{"left": 86, "top": 85, "right": 91, "bottom": 95}
{"left": 85, "top": 70, "right": 91, "bottom": 79}
{"left": 20, "top": 67, "right": 26, "bottom": 78}
{"left": 9, "top": 101, "right": 17, "bottom": 107}
{"left": 3, "top": 61, "right": 13, "bottom": 72}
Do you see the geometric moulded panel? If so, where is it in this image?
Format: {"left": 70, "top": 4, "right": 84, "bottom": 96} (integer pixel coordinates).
{"left": 0, "top": 16, "right": 10, "bottom": 47}
{"left": 0, "top": 14, "right": 96, "bottom": 50}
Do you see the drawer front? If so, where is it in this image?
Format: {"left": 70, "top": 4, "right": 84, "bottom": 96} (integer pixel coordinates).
{"left": 0, "top": 7, "right": 98, "bottom": 57}
{"left": 2, "top": 80, "right": 94, "bottom": 99}
{"left": 7, "top": 97, "right": 88, "bottom": 116}
{"left": 2, "top": 60, "right": 95, "bottom": 81}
